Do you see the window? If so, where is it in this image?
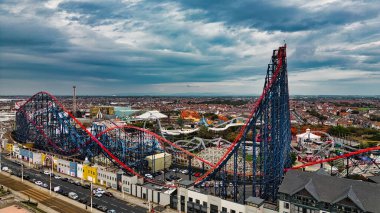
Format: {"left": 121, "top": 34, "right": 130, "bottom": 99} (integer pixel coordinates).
{"left": 222, "top": 207, "right": 227, "bottom": 212}
{"left": 284, "top": 202, "right": 290, "bottom": 209}
{"left": 196, "top": 199, "right": 200, "bottom": 204}
{"left": 189, "top": 197, "right": 193, "bottom": 202}
{"left": 231, "top": 210, "right": 236, "bottom": 213}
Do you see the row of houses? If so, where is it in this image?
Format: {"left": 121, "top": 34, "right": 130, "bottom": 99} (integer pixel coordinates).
{"left": 3, "top": 142, "right": 172, "bottom": 207}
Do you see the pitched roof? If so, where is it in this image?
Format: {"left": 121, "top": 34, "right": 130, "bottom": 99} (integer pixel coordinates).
{"left": 368, "top": 176, "right": 380, "bottom": 184}
{"left": 279, "top": 170, "right": 380, "bottom": 212}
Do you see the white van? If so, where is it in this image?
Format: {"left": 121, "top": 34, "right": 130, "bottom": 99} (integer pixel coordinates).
{"left": 1, "top": 167, "right": 9, "bottom": 172}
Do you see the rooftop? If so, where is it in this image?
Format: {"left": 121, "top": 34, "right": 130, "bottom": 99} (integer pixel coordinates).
{"left": 279, "top": 170, "right": 380, "bottom": 212}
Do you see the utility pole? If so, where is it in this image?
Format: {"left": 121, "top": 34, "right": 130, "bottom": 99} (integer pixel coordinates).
{"left": 90, "top": 182, "right": 93, "bottom": 212}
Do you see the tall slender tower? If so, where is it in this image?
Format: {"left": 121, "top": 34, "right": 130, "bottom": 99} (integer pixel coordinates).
{"left": 73, "top": 85, "right": 76, "bottom": 116}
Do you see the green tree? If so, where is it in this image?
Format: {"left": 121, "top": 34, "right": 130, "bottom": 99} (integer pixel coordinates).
{"left": 176, "top": 117, "right": 184, "bottom": 127}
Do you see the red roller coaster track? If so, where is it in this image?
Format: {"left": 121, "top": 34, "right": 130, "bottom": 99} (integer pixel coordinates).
{"left": 19, "top": 91, "right": 215, "bottom": 183}
{"left": 194, "top": 46, "right": 286, "bottom": 184}
{"left": 287, "top": 146, "right": 380, "bottom": 171}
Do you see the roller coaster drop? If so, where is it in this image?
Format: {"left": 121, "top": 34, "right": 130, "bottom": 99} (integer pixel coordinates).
{"left": 14, "top": 45, "right": 380, "bottom": 204}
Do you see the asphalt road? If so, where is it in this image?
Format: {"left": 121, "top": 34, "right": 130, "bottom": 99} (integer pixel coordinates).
{"left": 0, "top": 173, "right": 88, "bottom": 213}
{"left": 1, "top": 156, "right": 146, "bottom": 213}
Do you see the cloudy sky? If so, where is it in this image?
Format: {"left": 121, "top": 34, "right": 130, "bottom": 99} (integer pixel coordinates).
{"left": 0, "top": 0, "right": 379, "bottom": 96}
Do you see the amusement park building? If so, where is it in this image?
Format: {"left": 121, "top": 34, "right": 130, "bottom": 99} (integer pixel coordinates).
{"left": 278, "top": 170, "right": 380, "bottom": 213}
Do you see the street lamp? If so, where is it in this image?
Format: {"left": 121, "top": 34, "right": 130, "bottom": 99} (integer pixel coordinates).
{"left": 21, "top": 164, "right": 24, "bottom": 182}
{"left": 83, "top": 157, "right": 92, "bottom": 212}
{"left": 90, "top": 181, "right": 93, "bottom": 212}
{"left": 0, "top": 142, "right": 2, "bottom": 170}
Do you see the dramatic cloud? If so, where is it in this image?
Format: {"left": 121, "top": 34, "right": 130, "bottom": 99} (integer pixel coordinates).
{"left": 0, "top": 0, "right": 379, "bottom": 95}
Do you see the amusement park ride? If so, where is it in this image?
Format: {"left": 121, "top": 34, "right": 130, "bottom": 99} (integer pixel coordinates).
{"left": 13, "top": 45, "right": 380, "bottom": 205}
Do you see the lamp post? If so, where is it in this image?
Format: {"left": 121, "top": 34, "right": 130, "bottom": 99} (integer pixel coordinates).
{"left": 90, "top": 181, "right": 93, "bottom": 212}
{"left": 50, "top": 160, "right": 53, "bottom": 195}
{"left": 83, "top": 157, "right": 92, "bottom": 212}
{"left": 0, "top": 142, "right": 2, "bottom": 170}
{"left": 21, "top": 164, "right": 24, "bottom": 182}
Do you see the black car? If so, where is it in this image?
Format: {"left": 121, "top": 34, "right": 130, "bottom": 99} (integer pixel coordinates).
{"left": 57, "top": 189, "right": 65, "bottom": 195}
{"left": 63, "top": 191, "right": 69, "bottom": 197}
{"left": 97, "top": 205, "right": 108, "bottom": 212}
{"left": 82, "top": 184, "right": 91, "bottom": 189}
{"left": 103, "top": 192, "right": 113, "bottom": 197}
{"left": 169, "top": 175, "right": 178, "bottom": 180}
{"left": 165, "top": 176, "right": 172, "bottom": 181}
{"left": 24, "top": 175, "right": 30, "bottom": 180}
{"left": 61, "top": 177, "right": 68, "bottom": 182}
{"left": 153, "top": 171, "right": 161, "bottom": 177}
{"left": 78, "top": 198, "right": 87, "bottom": 204}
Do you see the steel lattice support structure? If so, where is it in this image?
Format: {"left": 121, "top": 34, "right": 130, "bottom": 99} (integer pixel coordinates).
{"left": 194, "top": 45, "right": 291, "bottom": 202}
{"left": 13, "top": 45, "right": 380, "bottom": 203}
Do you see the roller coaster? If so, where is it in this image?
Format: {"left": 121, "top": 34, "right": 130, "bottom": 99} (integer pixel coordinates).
{"left": 13, "top": 45, "right": 380, "bottom": 204}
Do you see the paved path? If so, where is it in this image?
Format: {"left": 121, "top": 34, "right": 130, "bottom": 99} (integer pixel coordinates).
{"left": 0, "top": 173, "right": 88, "bottom": 213}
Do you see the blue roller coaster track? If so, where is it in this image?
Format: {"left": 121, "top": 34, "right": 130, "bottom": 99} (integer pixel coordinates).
{"left": 14, "top": 45, "right": 294, "bottom": 203}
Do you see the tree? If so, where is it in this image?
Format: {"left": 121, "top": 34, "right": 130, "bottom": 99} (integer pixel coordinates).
{"left": 290, "top": 152, "right": 297, "bottom": 166}
{"left": 198, "top": 126, "right": 214, "bottom": 139}
{"left": 176, "top": 118, "right": 184, "bottom": 128}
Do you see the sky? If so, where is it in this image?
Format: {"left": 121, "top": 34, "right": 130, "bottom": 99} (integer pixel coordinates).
{"left": 0, "top": 0, "right": 379, "bottom": 96}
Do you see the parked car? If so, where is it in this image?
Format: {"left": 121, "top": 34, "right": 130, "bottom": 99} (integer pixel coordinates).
{"left": 74, "top": 181, "right": 81, "bottom": 186}
{"left": 181, "top": 169, "right": 189, "bottom": 174}
{"left": 43, "top": 170, "right": 50, "bottom": 175}
{"left": 144, "top": 173, "right": 153, "bottom": 179}
{"left": 165, "top": 176, "right": 172, "bottom": 181}
{"left": 95, "top": 188, "right": 105, "bottom": 194}
{"left": 103, "top": 191, "right": 113, "bottom": 197}
{"left": 68, "top": 192, "right": 79, "bottom": 200}
{"left": 42, "top": 183, "right": 48, "bottom": 188}
{"left": 78, "top": 198, "right": 87, "bottom": 204}
{"left": 194, "top": 172, "right": 201, "bottom": 177}
{"left": 107, "top": 210, "right": 116, "bottom": 213}
{"left": 68, "top": 179, "right": 75, "bottom": 184}
{"left": 54, "top": 175, "right": 61, "bottom": 179}
{"left": 82, "top": 184, "right": 91, "bottom": 189}
{"left": 97, "top": 205, "right": 108, "bottom": 212}
{"left": 94, "top": 192, "right": 102, "bottom": 198}
{"left": 61, "top": 177, "right": 68, "bottom": 182}
{"left": 35, "top": 181, "right": 43, "bottom": 186}
{"left": 2, "top": 166, "right": 9, "bottom": 172}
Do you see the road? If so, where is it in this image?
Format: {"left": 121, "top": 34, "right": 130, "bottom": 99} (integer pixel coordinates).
{"left": 0, "top": 173, "right": 88, "bottom": 213}
{"left": 0, "top": 156, "right": 146, "bottom": 213}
